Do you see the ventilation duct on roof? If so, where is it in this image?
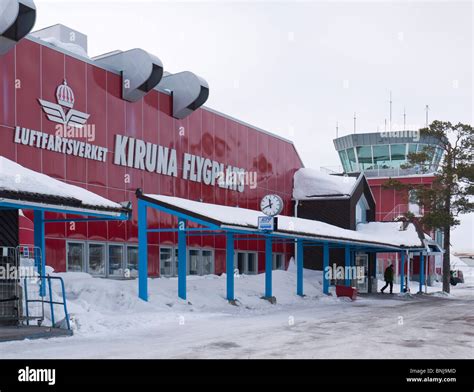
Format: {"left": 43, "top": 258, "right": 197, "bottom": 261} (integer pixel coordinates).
{"left": 158, "top": 71, "right": 209, "bottom": 119}
{"left": 94, "top": 49, "right": 164, "bottom": 102}
{"left": 0, "top": 0, "right": 36, "bottom": 55}
{"left": 30, "top": 24, "right": 88, "bottom": 58}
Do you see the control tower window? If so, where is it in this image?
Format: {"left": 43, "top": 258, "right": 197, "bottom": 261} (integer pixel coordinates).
{"left": 346, "top": 147, "right": 358, "bottom": 171}
{"left": 390, "top": 144, "right": 406, "bottom": 167}
{"left": 356, "top": 146, "right": 373, "bottom": 170}
{"left": 373, "top": 145, "right": 390, "bottom": 168}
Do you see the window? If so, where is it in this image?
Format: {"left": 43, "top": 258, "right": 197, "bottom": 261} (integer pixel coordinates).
{"left": 273, "top": 254, "right": 285, "bottom": 270}
{"left": 356, "top": 195, "right": 369, "bottom": 224}
{"left": 407, "top": 143, "right": 418, "bottom": 155}
{"left": 188, "top": 248, "right": 214, "bottom": 276}
{"left": 188, "top": 249, "right": 200, "bottom": 275}
{"left": 356, "top": 146, "right": 373, "bottom": 170}
{"left": 108, "top": 244, "right": 124, "bottom": 277}
{"left": 126, "top": 246, "right": 138, "bottom": 276}
{"left": 235, "top": 252, "right": 258, "bottom": 275}
{"left": 201, "top": 250, "right": 214, "bottom": 275}
{"left": 160, "top": 247, "right": 177, "bottom": 277}
{"left": 373, "top": 145, "right": 390, "bottom": 168}
{"left": 390, "top": 144, "right": 406, "bottom": 167}
{"left": 346, "top": 148, "right": 358, "bottom": 172}
{"left": 88, "top": 243, "right": 106, "bottom": 276}
{"left": 67, "top": 242, "right": 85, "bottom": 272}
{"left": 338, "top": 150, "right": 351, "bottom": 173}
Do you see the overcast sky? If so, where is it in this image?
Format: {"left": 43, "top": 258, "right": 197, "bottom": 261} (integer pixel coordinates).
{"left": 33, "top": 0, "right": 472, "bottom": 251}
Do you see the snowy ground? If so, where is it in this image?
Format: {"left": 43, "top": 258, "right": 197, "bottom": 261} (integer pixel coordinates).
{"left": 0, "top": 258, "right": 472, "bottom": 359}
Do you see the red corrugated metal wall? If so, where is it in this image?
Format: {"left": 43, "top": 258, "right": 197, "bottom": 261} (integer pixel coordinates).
{"left": 0, "top": 38, "right": 303, "bottom": 274}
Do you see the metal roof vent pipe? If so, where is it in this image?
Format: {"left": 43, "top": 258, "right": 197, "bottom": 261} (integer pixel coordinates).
{"left": 158, "top": 71, "right": 209, "bottom": 119}
{"left": 93, "top": 49, "right": 164, "bottom": 102}
{"left": 0, "top": 0, "right": 37, "bottom": 55}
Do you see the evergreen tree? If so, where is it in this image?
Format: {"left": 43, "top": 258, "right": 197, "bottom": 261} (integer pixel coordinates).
{"left": 384, "top": 121, "right": 473, "bottom": 293}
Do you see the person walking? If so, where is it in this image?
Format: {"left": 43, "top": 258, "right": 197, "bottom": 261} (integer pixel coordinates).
{"left": 381, "top": 264, "right": 394, "bottom": 294}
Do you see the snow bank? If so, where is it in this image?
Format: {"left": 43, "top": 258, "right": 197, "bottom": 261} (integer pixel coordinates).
{"left": 48, "top": 266, "right": 324, "bottom": 336}
{"left": 0, "top": 156, "right": 122, "bottom": 209}
{"left": 293, "top": 168, "right": 357, "bottom": 200}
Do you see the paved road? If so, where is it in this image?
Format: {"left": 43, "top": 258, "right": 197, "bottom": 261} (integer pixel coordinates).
{"left": 0, "top": 290, "right": 472, "bottom": 359}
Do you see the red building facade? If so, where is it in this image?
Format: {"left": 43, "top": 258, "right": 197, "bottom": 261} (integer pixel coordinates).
{"left": 0, "top": 36, "right": 303, "bottom": 276}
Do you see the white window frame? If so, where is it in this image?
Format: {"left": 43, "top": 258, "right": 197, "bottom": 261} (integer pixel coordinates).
{"left": 356, "top": 194, "right": 369, "bottom": 224}
{"left": 87, "top": 241, "right": 107, "bottom": 277}
{"left": 160, "top": 246, "right": 178, "bottom": 277}
{"left": 126, "top": 245, "right": 139, "bottom": 277}
{"left": 107, "top": 243, "right": 125, "bottom": 278}
{"left": 66, "top": 240, "right": 86, "bottom": 272}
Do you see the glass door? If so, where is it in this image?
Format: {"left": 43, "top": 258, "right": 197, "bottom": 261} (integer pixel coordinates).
{"left": 67, "top": 242, "right": 85, "bottom": 272}
{"left": 354, "top": 253, "right": 369, "bottom": 293}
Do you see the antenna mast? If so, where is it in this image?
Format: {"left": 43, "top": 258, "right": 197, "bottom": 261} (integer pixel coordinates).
{"left": 353, "top": 112, "right": 356, "bottom": 134}
{"left": 389, "top": 91, "right": 392, "bottom": 131}
{"left": 425, "top": 105, "right": 430, "bottom": 126}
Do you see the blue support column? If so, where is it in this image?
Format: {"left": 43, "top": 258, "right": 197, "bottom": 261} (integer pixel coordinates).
{"left": 400, "top": 251, "right": 405, "bottom": 293}
{"left": 344, "top": 245, "right": 351, "bottom": 287}
{"left": 33, "top": 210, "right": 46, "bottom": 297}
{"left": 265, "top": 236, "right": 273, "bottom": 298}
{"left": 323, "top": 242, "right": 329, "bottom": 295}
{"left": 419, "top": 252, "right": 425, "bottom": 293}
{"left": 226, "top": 232, "right": 234, "bottom": 301}
{"left": 178, "top": 218, "right": 187, "bottom": 300}
{"left": 137, "top": 199, "right": 148, "bottom": 301}
{"left": 296, "top": 239, "right": 304, "bottom": 296}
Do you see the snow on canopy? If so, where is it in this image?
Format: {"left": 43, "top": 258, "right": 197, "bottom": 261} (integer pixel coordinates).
{"left": 0, "top": 156, "right": 122, "bottom": 210}
{"left": 143, "top": 194, "right": 425, "bottom": 249}
{"left": 356, "top": 221, "right": 427, "bottom": 247}
{"left": 293, "top": 168, "right": 357, "bottom": 200}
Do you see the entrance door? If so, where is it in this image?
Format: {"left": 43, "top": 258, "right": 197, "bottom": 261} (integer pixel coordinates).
{"left": 188, "top": 249, "right": 215, "bottom": 276}
{"left": 160, "top": 247, "right": 178, "bottom": 277}
{"left": 354, "top": 253, "right": 369, "bottom": 293}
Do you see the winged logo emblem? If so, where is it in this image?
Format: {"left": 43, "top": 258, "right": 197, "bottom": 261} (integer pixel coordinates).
{"left": 38, "top": 80, "right": 90, "bottom": 128}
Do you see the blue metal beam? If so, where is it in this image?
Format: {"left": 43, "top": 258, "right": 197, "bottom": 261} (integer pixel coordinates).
{"left": 400, "top": 251, "right": 405, "bottom": 293}
{"left": 226, "top": 232, "right": 234, "bottom": 301}
{"left": 323, "top": 242, "right": 329, "bottom": 295}
{"left": 265, "top": 236, "right": 272, "bottom": 298}
{"left": 0, "top": 201, "right": 128, "bottom": 220}
{"left": 344, "top": 245, "right": 351, "bottom": 287}
{"left": 138, "top": 199, "right": 148, "bottom": 301}
{"left": 419, "top": 252, "right": 425, "bottom": 293}
{"left": 297, "top": 239, "right": 304, "bottom": 296}
{"left": 178, "top": 218, "right": 187, "bottom": 300}
{"left": 140, "top": 199, "right": 220, "bottom": 229}
{"left": 33, "top": 210, "right": 46, "bottom": 297}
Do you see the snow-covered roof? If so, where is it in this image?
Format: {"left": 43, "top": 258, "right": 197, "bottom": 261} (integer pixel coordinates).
{"left": 293, "top": 168, "right": 358, "bottom": 200}
{"left": 356, "top": 221, "right": 426, "bottom": 248}
{"left": 0, "top": 156, "right": 127, "bottom": 215}
{"left": 141, "top": 194, "right": 426, "bottom": 249}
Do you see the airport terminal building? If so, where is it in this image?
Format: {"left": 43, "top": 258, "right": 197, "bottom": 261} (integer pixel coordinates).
{"left": 0, "top": 23, "right": 303, "bottom": 278}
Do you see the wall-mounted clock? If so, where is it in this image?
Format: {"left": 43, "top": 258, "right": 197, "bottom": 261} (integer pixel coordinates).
{"left": 260, "top": 194, "right": 283, "bottom": 217}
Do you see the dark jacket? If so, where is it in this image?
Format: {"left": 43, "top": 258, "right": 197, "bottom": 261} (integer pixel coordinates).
{"left": 384, "top": 266, "right": 394, "bottom": 282}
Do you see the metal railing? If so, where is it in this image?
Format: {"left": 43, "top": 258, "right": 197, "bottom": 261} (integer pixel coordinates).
{"left": 23, "top": 275, "right": 71, "bottom": 331}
